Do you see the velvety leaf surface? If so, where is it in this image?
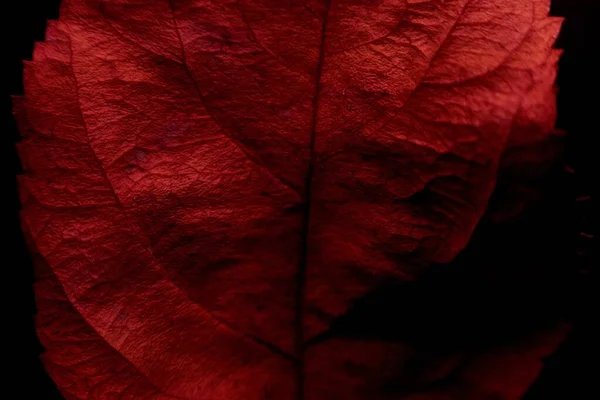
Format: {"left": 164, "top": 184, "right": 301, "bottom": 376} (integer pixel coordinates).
{"left": 15, "top": 0, "right": 564, "bottom": 398}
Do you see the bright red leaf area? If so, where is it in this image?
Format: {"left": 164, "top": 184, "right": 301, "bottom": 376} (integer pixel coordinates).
{"left": 16, "top": 0, "right": 566, "bottom": 399}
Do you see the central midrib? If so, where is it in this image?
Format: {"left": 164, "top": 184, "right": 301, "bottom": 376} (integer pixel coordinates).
{"left": 295, "top": 1, "right": 333, "bottom": 399}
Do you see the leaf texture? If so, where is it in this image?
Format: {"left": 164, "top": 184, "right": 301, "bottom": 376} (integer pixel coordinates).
{"left": 15, "top": 0, "right": 564, "bottom": 399}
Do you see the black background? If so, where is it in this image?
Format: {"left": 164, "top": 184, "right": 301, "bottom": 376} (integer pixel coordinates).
{"left": 3, "top": 0, "right": 597, "bottom": 398}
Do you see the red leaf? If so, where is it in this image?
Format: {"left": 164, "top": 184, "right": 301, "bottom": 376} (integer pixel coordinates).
{"left": 16, "top": 0, "right": 565, "bottom": 398}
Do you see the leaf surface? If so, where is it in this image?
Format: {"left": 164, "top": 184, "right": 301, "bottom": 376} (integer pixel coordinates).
{"left": 16, "top": 0, "right": 564, "bottom": 398}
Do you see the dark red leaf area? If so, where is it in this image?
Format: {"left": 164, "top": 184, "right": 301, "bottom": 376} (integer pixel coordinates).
{"left": 16, "top": 0, "right": 566, "bottom": 399}
{"left": 305, "top": 184, "right": 573, "bottom": 399}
